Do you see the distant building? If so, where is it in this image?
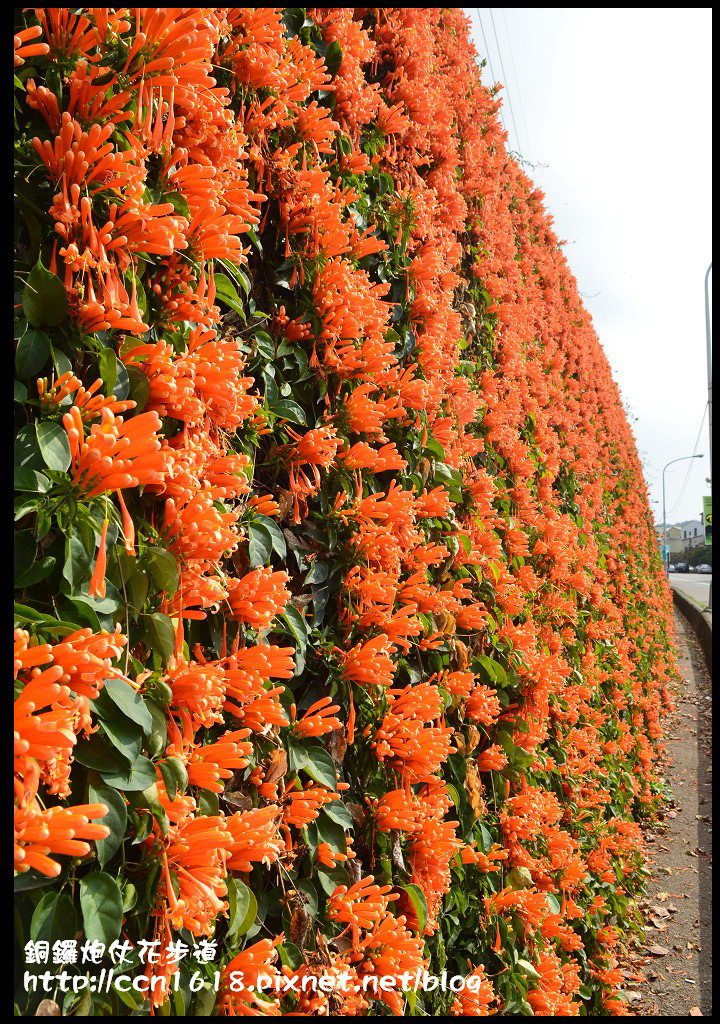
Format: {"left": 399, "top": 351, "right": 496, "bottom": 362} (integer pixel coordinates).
{"left": 676, "top": 519, "right": 705, "bottom": 549}
{"left": 654, "top": 519, "right": 706, "bottom": 556}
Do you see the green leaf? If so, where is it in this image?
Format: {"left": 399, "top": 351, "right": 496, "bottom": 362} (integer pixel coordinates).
{"left": 248, "top": 521, "right": 273, "bottom": 567}
{"left": 322, "top": 800, "right": 353, "bottom": 829}
{"left": 272, "top": 400, "right": 306, "bottom": 425}
{"left": 14, "top": 869, "right": 57, "bottom": 892}
{"left": 304, "top": 560, "right": 328, "bottom": 584}
{"left": 127, "top": 365, "right": 150, "bottom": 412}
{"left": 214, "top": 273, "right": 245, "bottom": 315}
{"left": 88, "top": 781, "right": 127, "bottom": 867}
{"left": 14, "top": 467, "right": 51, "bottom": 493}
{"left": 507, "top": 866, "right": 534, "bottom": 890}
{"left": 193, "top": 984, "right": 217, "bottom": 1016}
{"left": 52, "top": 346, "right": 73, "bottom": 378}
{"left": 100, "top": 754, "right": 157, "bottom": 792}
{"left": 36, "top": 420, "right": 71, "bottom": 472}
{"left": 399, "top": 883, "right": 427, "bottom": 934}
{"left": 22, "top": 259, "right": 68, "bottom": 328}
{"left": 226, "top": 877, "right": 256, "bottom": 939}
{"left": 79, "top": 872, "right": 123, "bottom": 945}
{"left": 282, "top": 7, "right": 306, "bottom": 36}
{"left": 16, "top": 556, "right": 56, "bottom": 588}
{"left": 142, "top": 612, "right": 176, "bottom": 666}
{"left": 163, "top": 191, "right": 191, "bottom": 219}
{"left": 144, "top": 699, "right": 168, "bottom": 758}
{"left": 102, "top": 679, "right": 154, "bottom": 735}
{"left": 31, "top": 892, "right": 76, "bottom": 945}
{"left": 288, "top": 741, "right": 308, "bottom": 774}
{"left": 14, "top": 531, "right": 36, "bottom": 581}
{"left": 158, "top": 757, "right": 188, "bottom": 802}
{"left": 15, "top": 424, "right": 44, "bottom": 471}
{"left": 15, "top": 328, "right": 50, "bottom": 378}
{"left": 97, "top": 347, "right": 118, "bottom": 395}
{"left": 74, "top": 733, "right": 129, "bottom": 774}
{"left": 324, "top": 39, "right": 343, "bottom": 76}
{"left": 282, "top": 605, "right": 307, "bottom": 655}
{"left": 254, "top": 330, "right": 275, "bottom": 359}
{"left": 301, "top": 746, "right": 337, "bottom": 789}
{"left": 516, "top": 958, "right": 541, "bottom": 980}
{"left": 63, "top": 533, "right": 93, "bottom": 590}
{"left": 146, "top": 547, "right": 179, "bottom": 596}
{"left": 255, "top": 514, "right": 286, "bottom": 559}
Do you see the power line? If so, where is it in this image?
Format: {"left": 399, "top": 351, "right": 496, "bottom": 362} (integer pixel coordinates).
{"left": 667, "top": 403, "right": 708, "bottom": 517}
{"left": 489, "top": 8, "right": 521, "bottom": 154}
{"left": 500, "top": 7, "right": 533, "bottom": 162}
{"left": 473, "top": 8, "right": 507, "bottom": 135}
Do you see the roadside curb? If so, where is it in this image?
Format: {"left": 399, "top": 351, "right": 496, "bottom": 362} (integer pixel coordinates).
{"left": 671, "top": 586, "right": 713, "bottom": 675}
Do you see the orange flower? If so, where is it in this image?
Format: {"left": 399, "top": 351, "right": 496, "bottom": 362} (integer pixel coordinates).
{"left": 328, "top": 875, "right": 398, "bottom": 930}
{"left": 15, "top": 791, "right": 109, "bottom": 877}
{"left": 14, "top": 25, "right": 50, "bottom": 66}
{"left": 88, "top": 517, "right": 109, "bottom": 598}
{"left": 343, "top": 634, "right": 396, "bottom": 688}
{"left": 184, "top": 730, "right": 252, "bottom": 793}
{"left": 374, "top": 683, "right": 455, "bottom": 782}
{"left": 292, "top": 696, "right": 342, "bottom": 738}
{"left": 219, "top": 938, "right": 282, "bottom": 1017}
{"left": 64, "top": 407, "right": 170, "bottom": 497}
{"left": 226, "top": 805, "right": 283, "bottom": 872}
{"left": 465, "top": 685, "right": 501, "bottom": 726}
{"left": 475, "top": 744, "right": 508, "bottom": 772}
{"left": 373, "top": 788, "right": 422, "bottom": 833}
{"left": 159, "top": 813, "right": 232, "bottom": 936}
{"left": 283, "top": 781, "right": 340, "bottom": 828}
{"left": 450, "top": 965, "right": 498, "bottom": 1016}
{"left": 167, "top": 659, "right": 227, "bottom": 728}
{"left": 227, "top": 568, "right": 290, "bottom": 630}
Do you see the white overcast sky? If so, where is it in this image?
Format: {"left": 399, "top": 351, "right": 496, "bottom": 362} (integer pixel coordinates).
{"left": 465, "top": 8, "right": 712, "bottom": 526}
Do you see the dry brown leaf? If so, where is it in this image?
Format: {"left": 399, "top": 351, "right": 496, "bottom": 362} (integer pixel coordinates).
{"left": 464, "top": 759, "right": 485, "bottom": 820}
{"left": 289, "top": 907, "right": 311, "bottom": 946}
{"left": 35, "top": 1003, "right": 61, "bottom": 1017}
{"left": 328, "top": 727, "right": 347, "bottom": 764}
{"left": 264, "top": 747, "right": 288, "bottom": 787}
{"left": 452, "top": 638, "right": 469, "bottom": 670}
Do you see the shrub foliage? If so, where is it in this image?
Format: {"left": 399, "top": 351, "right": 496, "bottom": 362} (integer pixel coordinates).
{"left": 14, "top": 7, "right": 676, "bottom": 1016}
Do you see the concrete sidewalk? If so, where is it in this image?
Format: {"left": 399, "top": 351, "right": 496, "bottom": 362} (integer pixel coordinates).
{"left": 670, "top": 587, "right": 712, "bottom": 675}
{"left": 632, "top": 610, "right": 712, "bottom": 1016}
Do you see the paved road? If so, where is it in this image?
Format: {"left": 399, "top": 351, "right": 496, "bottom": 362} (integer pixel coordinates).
{"left": 669, "top": 572, "right": 712, "bottom": 608}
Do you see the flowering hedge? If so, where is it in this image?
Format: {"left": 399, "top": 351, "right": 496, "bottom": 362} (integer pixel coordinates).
{"left": 14, "top": 7, "right": 677, "bottom": 1017}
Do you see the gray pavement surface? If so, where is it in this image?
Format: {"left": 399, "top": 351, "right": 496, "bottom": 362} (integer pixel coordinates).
{"left": 668, "top": 573, "right": 712, "bottom": 611}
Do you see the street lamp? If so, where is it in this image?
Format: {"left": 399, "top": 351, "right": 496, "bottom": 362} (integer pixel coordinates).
{"left": 662, "top": 454, "right": 704, "bottom": 574}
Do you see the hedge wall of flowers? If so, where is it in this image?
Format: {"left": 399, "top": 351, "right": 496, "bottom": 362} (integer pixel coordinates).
{"left": 14, "top": 7, "right": 677, "bottom": 1016}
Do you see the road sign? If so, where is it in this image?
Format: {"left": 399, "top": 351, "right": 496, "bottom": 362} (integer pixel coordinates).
{"left": 703, "top": 495, "right": 712, "bottom": 545}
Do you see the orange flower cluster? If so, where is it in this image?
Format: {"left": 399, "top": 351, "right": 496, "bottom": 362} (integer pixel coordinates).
{"left": 14, "top": 627, "right": 126, "bottom": 874}
{"left": 15, "top": 6, "right": 677, "bottom": 1017}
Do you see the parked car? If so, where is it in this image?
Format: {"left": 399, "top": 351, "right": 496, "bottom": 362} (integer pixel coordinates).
{"left": 696, "top": 563, "right": 712, "bottom": 574}
{"left": 674, "top": 562, "right": 690, "bottom": 573}
{"left": 668, "top": 564, "right": 676, "bottom": 572}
